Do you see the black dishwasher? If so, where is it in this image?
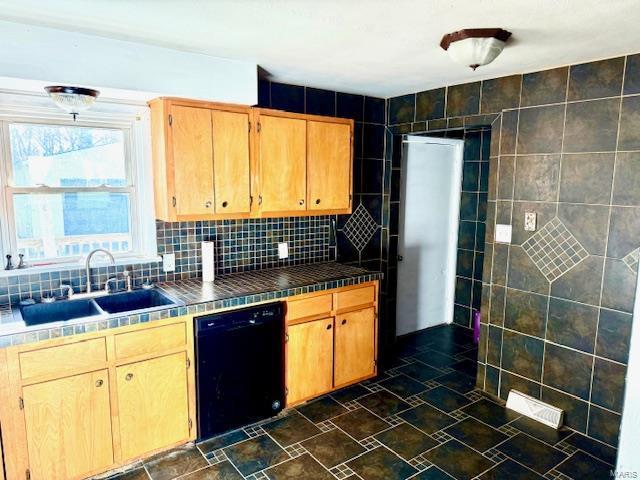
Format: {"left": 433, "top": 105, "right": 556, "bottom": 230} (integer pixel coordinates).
{"left": 195, "top": 302, "right": 285, "bottom": 440}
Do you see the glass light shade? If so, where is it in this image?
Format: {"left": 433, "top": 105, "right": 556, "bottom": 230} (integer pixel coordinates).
{"left": 446, "top": 36, "right": 507, "bottom": 69}
{"left": 44, "top": 86, "right": 100, "bottom": 120}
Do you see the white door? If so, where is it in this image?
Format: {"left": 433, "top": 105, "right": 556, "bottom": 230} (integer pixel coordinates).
{"left": 396, "top": 135, "right": 464, "bottom": 336}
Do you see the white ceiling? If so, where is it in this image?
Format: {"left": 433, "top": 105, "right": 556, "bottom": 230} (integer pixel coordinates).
{"left": 0, "top": 0, "right": 639, "bottom": 98}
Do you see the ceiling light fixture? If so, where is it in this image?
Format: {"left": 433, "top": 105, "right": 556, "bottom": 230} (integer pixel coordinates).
{"left": 440, "top": 28, "right": 512, "bottom": 70}
{"left": 44, "top": 85, "right": 100, "bottom": 121}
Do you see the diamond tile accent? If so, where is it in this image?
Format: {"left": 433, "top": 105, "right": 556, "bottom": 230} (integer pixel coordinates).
{"left": 623, "top": 247, "right": 640, "bottom": 274}
{"left": 343, "top": 203, "right": 378, "bottom": 252}
{"left": 555, "top": 441, "right": 579, "bottom": 456}
{"left": 521, "top": 217, "right": 589, "bottom": 282}
{"left": 316, "top": 420, "right": 336, "bottom": 432}
{"left": 423, "top": 380, "right": 441, "bottom": 390}
{"left": 464, "top": 391, "right": 484, "bottom": 402}
{"left": 405, "top": 395, "right": 427, "bottom": 407}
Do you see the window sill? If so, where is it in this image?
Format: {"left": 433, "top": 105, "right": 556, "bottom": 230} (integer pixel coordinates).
{"left": 0, "top": 255, "right": 162, "bottom": 278}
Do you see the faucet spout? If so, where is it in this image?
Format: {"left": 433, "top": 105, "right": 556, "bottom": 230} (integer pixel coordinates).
{"left": 85, "top": 248, "right": 115, "bottom": 293}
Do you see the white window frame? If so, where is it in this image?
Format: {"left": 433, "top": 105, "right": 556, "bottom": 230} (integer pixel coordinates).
{"left": 0, "top": 90, "right": 158, "bottom": 269}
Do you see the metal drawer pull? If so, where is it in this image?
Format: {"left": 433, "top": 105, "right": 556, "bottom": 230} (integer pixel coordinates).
{"left": 341, "top": 319, "right": 347, "bottom": 325}
{"left": 125, "top": 373, "right": 134, "bottom": 381}
{"left": 315, "top": 199, "right": 321, "bottom": 205}
{"left": 95, "top": 379, "right": 103, "bottom": 387}
{"left": 299, "top": 199, "right": 305, "bottom": 205}
{"left": 205, "top": 201, "right": 212, "bottom": 208}
{"left": 222, "top": 201, "right": 228, "bottom": 208}
{"left": 326, "top": 324, "right": 332, "bottom": 330}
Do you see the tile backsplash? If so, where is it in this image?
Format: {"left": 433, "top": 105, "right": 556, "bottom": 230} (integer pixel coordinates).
{"left": 0, "top": 216, "right": 334, "bottom": 307}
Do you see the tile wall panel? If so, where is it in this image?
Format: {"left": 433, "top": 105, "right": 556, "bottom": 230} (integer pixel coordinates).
{"left": 386, "top": 53, "right": 640, "bottom": 451}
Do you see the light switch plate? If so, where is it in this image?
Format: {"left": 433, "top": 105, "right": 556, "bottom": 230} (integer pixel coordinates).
{"left": 524, "top": 211, "right": 537, "bottom": 231}
{"left": 278, "top": 242, "right": 289, "bottom": 259}
{"left": 495, "top": 224, "right": 513, "bottom": 244}
{"left": 162, "top": 253, "right": 175, "bottom": 272}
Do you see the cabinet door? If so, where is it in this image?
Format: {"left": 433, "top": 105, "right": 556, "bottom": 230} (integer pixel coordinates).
{"left": 258, "top": 115, "right": 306, "bottom": 213}
{"left": 334, "top": 307, "right": 376, "bottom": 387}
{"left": 22, "top": 370, "right": 113, "bottom": 480}
{"left": 286, "top": 318, "right": 334, "bottom": 405}
{"left": 116, "top": 352, "right": 190, "bottom": 460}
{"left": 212, "top": 110, "right": 251, "bottom": 214}
{"left": 307, "top": 121, "right": 352, "bottom": 211}
{"left": 171, "top": 105, "right": 214, "bottom": 216}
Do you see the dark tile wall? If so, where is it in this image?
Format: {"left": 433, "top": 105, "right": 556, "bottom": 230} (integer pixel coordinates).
{"left": 386, "top": 53, "right": 640, "bottom": 450}
{"left": 454, "top": 130, "right": 491, "bottom": 328}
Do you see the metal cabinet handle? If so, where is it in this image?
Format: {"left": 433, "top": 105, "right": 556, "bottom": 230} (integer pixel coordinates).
{"left": 341, "top": 319, "right": 347, "bottom": 325}
{"left": 315, "top": 199, "right": 321, "bottom": 205}
{"left": 205, "top": 201, "right": 212, "bottom": 208}
{"left": 299, "top": 199, "right": 305, "bottom": 205}
{"left": 258, "top": 195, "right": 263, "bottom": 206}
{"left": 222, "top": 201, "right": 228, "bottom": 208}
{"left": 95, "top": 379, "right": 103, "bottom": 387}
{"left": 125, "top": 373, "right": 134, "bottom": 381}
{"left": 326, "top": 324, "right": 332, "bottom": 330}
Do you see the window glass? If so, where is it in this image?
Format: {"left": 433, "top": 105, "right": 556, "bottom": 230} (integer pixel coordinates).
{"left": 13, "top": 192, "right": 132, "bottom": 260}
{"left": 9, "top": 123, "right": 127, "bottom": 187}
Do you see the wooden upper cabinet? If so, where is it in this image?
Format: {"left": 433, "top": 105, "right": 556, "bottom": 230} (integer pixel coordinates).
{"left": 307, "top": 120, "right": 352, "bottom": 212}
{"left": 211, "top": 110, "right": 251, "bottom": 215}
{"left": 170, "top": 105, "right": 215, "bottom": 217}
{"left": 149, "top": 98, "right": 353, "bottom": 220}
{"left": 256, "top": 113, "right": 307, "bottom": 214}
{"left": 22, "top": 370, "right": 114, "bottom": 480}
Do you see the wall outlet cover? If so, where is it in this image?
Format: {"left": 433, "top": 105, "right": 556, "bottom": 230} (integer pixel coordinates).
{"left": 278, "top": 242, "right": 289, "bottom": 259}
{"left": 162, "top": 253, "right": 176, "bottom": 272}
{"left": 524, "top": 211, "right": 537, "bottom": 231}
{"left": 495, "top": 224, "right": 513, "bottom": 244}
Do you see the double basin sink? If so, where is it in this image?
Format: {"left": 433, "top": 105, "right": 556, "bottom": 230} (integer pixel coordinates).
{"left": 20, "top": 289, "right": 183, "bottom": 327}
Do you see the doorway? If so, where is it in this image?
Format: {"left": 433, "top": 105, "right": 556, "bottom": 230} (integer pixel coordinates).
{"left": 396, "top": 135, "right": 464, "bottom": 336}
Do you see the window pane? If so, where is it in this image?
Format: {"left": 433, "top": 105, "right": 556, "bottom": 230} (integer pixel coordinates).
{"left": 14, "top": 193, "right": 132, "bottom": 260}
{"left": 9, "top": 123, "right": 127, "bottom": 187}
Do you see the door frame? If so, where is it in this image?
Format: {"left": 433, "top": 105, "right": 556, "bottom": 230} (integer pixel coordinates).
{"left": 396, "top": 135, "right": 464, "bottom": 334}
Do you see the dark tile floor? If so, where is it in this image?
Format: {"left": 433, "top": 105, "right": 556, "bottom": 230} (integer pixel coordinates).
{"left": 102, "top": 324, "right": 617, "bottom": 480}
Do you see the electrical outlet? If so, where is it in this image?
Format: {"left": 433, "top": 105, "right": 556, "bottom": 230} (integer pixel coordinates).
{"left": 524, "top": 211, "right": 537, "bottom": 231}
{"left": 163, "top": 253, "right": 175, "bottom": 272}
{"left": 278, "top": 242, "right": 289, "bottom": 259}
{"left": 495, "top": 224, "right": 513, "bottom": 244}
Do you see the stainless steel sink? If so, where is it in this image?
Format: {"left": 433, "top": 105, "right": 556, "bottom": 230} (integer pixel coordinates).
{"left": 19, "top": 289, "right": 183, "bottom": 327}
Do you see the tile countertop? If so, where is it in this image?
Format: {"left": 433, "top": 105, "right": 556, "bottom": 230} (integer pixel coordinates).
{"left": 0, "top": 262, "right": 382, "bottom": 347}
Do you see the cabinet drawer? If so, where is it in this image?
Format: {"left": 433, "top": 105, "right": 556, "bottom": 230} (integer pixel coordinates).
{"left": 336, "top": 285, "right": 376, "bottom": 310}
{"left": 114, "top": 323, "right": 187, "bottom": 359}
{"left": 19, "top": 338, "right": 107, "bottom": 380}
{"left": 287, "top": 294, "right": 332, "bottom": 321}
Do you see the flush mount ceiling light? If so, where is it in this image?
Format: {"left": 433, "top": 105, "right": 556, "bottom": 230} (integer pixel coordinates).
{"left": 440, "top": 28, "right": 512, "bottom": 70}
{"left": 44, "top": 85, "right": 100, "bottom": 121}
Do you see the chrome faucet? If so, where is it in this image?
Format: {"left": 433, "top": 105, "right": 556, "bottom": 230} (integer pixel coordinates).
{"left": 85, "top": 248, "right": 115, "bottom": 293}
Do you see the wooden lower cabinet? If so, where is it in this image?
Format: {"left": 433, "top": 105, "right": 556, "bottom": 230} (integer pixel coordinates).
{"left": 286, "top": 318, "right": 334, "bottom": 405}
{"left": 116, "top": 352, "right": 190, "bottom": 460}
{"left": 22, "top": 370, "right": 114, "bottom": 480}
{"left": 334, "top": 307, "right": 376, "bottom": 387}
{"left": 285, "top": 282, "right": 378, "bottom": 407}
